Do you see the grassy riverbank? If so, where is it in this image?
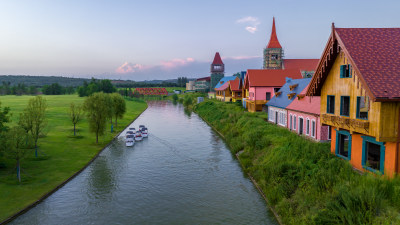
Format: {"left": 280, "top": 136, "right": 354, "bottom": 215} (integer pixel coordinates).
{"left": 0, "top": 95, "right": 147, "bottom": 222}
{"left": 195, "top": 100, "right": 400, "bottom": 224}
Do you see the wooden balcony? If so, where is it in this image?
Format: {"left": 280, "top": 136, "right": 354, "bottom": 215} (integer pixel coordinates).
{"left": 350, "top": 119, "right": 369, "bottom": 130}
{"left": 321, "top": 114, "right": 370, "bottom": 132}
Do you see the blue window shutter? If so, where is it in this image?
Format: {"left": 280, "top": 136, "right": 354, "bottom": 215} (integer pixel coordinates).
{"left": 340, "top": 65, "right": 344, "bottom": 77}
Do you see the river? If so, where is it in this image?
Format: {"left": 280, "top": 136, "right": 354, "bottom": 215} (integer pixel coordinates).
{"left": 10, "top": 101, "right": 277, "bottom": 225}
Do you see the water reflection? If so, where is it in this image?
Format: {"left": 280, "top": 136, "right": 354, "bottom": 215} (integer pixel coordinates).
{"left": 10, "top": 101, "right": 277, "bottom": 225}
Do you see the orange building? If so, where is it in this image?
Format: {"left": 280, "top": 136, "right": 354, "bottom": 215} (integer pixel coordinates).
{"left": 306, "top": 24, "right": 400, "bottom": 177}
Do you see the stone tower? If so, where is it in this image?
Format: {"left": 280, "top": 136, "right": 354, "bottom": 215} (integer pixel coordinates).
{"left": 263, "top": 17, "right": 284, "bottom": 69}
{"left": 210, "top": 52, "right": 225, "bottom": 92}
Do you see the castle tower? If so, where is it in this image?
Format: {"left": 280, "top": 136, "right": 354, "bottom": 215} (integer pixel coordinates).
{"left": 210, "top": 52, "right": 225, "bottom": 91}
{"left": 263, "top": 17, "right": 284, "bottom": 69}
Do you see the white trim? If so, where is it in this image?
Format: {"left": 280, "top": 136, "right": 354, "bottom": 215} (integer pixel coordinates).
{"left": 306, "top": 118, "right": 310, "bottom": 136}
{"left": 327, "top": 125, "right": 331, "bottom": 140}
{"left": 293, "top": 115, "right": 297, "bottom": 130}
{"left": 289, "top": 114, "right": 293, "bottom": 130}
{"left": 311, "top": 119, "right": 316, "bottom": 138}
{"left": 298, "top": 116, "right": 304, "bottom": 135}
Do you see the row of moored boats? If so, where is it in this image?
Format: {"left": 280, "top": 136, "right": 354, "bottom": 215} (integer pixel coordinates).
{"left": 125, "top": 125, "right": 148, "bottom": 147}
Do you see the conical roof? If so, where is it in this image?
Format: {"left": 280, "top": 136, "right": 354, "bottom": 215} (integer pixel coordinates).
{"left": 212, "top": 52, "right": 223, "bottom": 65}
{"left": 266, "top": 17, "right": 282, "bottom": 49}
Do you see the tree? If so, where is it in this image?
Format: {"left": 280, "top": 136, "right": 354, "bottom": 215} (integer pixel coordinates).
{"left": 25, "top": 96, "right": 47, "bottom": 157}
{"left": 69, "top": 102, "right": 83, "bottom": 136}
{"left": 0, "top": 101, "right": 11, "bottom": 160}
{"left": 83, "top": 92, "right": 108, "bottom": 144}
{"left": 111, "top": 93, "right": 126, "bottom": 128}
{"left": 4, "top": 127, "right": 28, "bottom": 182}
{"left": 18, "top": 109, "right": 33, "bottom": 146}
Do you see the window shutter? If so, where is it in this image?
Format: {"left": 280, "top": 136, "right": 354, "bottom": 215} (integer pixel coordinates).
{"left": 340, "top": 65, "right": 345, "bottom": 77}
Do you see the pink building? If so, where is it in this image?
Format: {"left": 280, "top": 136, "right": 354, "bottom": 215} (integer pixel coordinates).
{"left": 286, "top": 86, "right": 330, "bottom": 142}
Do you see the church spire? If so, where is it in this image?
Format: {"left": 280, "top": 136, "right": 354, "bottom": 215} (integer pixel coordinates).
{"left": 266, "top": 17, "right": 282, "bottom": 49}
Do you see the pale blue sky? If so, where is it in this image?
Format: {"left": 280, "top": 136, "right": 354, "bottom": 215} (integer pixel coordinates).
{"left": 0, "top": 0, "right": 399, "bottom": 80}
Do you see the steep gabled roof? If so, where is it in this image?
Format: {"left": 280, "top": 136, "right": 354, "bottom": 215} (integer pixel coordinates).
{"left": 286, "top": 84, "right": 321, "bottom": 115}
{"left": 245, "top": 69, "right": 302, "bottom": 87}
{"left": 307, "top": 24, "right": 400, "bottom": 102}
{"left": 267, "top": 78, "right": 311, "bottom": 108}
{"left": 283, "top": 59, "right": 319, "bottom": 71}
{"left": 212, "top": 52, "right": 224, "bottom": 65}
{"left": 230, "top": 79, "right": 241, "bottom": 91}
{"left": 267, "top": 17, "right": 282, "bottom": 49}
{"left": 214, "top": 76, "right": 237, "bottom": 89}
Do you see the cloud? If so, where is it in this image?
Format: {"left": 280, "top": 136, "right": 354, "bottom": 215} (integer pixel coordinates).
{"left": 160, "top": 57, "right": 195, "bottom": 70}
{"left": 236, "top": 16, "right": 260, "bottom": 34}
{"left": 115, "top": 62, "right": 146, "bottom": 74}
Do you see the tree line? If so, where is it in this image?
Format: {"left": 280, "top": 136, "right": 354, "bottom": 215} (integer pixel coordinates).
{"left": 77, "top": 78, "right": 116, "bottom": 97}
{"left": 0, "top": 93, "right": 126, "bottom": 182}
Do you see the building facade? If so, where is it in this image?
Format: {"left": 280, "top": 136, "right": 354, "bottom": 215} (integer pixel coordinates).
{"left": 306, "top": 24, "right": 400, "bottom": 177}
{"left": 210, "top": 52, "right": 225, "bottom": 92}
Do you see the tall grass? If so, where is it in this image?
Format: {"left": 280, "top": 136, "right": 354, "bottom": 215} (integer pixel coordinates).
{"left": 195, "top": 100, "right": 400, "bottom": 224}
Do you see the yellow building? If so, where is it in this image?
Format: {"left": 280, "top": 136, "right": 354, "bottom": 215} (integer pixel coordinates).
{"left": 306, "top": 24, "right": 400, "bottom": 177}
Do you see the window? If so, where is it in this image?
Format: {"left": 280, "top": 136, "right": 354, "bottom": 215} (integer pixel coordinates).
{"left": 356, "top": 96, "right": 369, "bottom": 120}
{"left": 312, "top": 120, "right": 316, "bottom": 137}
{"left": 271, "top": 54, "right": 278, "bottom": 60}
{"left": 340, "top": 64, "right": 352, "bottom": 78}
{"left": 266, "top": 92, "right": 271, "bottom": 100}
{"left": 362, "top": 136, "right": 385, "bottom": 174}
{"left": 289, "top": 115, "right": 293, "bottom": 130}
{"left": 327, "top": 95, "right": 335, "bottom": 114}
{"left": 335, "top": 130, "right": 351, "bottom": 160}
{"left": 340, "top": 96, "right": 350, "bottom": 117}
{"left": 328, "top": 126, "right": 331, "bottom": 140}
{"left": 306, "top": 119, "right": 310, "bottom": 135}
{"left": 293, "top": 116, "right": 297, "bottom": 130}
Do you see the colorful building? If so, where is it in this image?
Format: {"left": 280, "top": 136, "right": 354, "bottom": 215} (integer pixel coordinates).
{"left": 286, "top": 85, "right": 330, "bottom": 142}
{"left": 229, "top": 79, "right": 242, "bottom": 102}
{"left": 266, "top": 78, "right": 311, "bottom": 127}
{"left": 194, "top": 76, "right": 211, "bottom": 92}
{"left": 244, "top": 17, "right": 318, "bottom": 112}
{"left": 215, "top": 76, "right": 238, "bottom": 102}
{"left": 306, "top": 24, "right": 400, "bottom": 176}
{"left": 244, "top": 69, "right": 302, "bottom": 112}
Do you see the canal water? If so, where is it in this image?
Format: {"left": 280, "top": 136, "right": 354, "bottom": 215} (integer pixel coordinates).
{"left": 11, "top": 101, "right": 277, "bottom": 225}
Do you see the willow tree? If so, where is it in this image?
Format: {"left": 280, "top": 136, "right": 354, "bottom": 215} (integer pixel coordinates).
{"left": 25, "top": 96, "right": 47, "bottom": 157}
{"left": 69, "top": 102, "right": 83, "bottom": 136}
{"left": 84, "top": 92, "right": 108, "bottom": 144}
{"left": 111, "top": 93, "right": 126, "bottom": 128}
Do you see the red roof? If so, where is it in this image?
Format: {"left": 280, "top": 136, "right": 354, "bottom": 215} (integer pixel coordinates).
{"left": 286, "top": 85, "right": 321, "bottom": 115}
{"left": 335, "top": 28, "right": 400, "bottom": 100}
{"left": 215, "top": 81, "right": 230, "bottom": 91}
{"left": 196, "top": 76, "right": 211, "bottom": 81}
{"left": 230, "top": 79, "right": 241, "bottom": 91}
{"left": 266, "top": 17, "right": 282, "bottom": 49}
{"left": 284, "top": 59, "right": 319, "bottom": 71}
{"left": 245, "top": 69, "right": 302, "bottom": 87}
{"left": 212, "top": 52, "right": 224, "bottom": 65}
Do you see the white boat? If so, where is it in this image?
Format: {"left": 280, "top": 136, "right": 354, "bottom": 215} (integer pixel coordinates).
{"left": 141, "top": 128, "right": 148, "bottom": 138}
{"left": 135, "top": 131, "right": 143, "bottom": 141}
{"left": 139, "top": 125, "right": 145, "bottom": 129}
{"left": 125, "top": 134, "right": 135, "bottom": 147}
{"left": 128, "top": 127, "right": 136, "bottom": 134}
{"left": 125, "top": 131, "right": 134, "bottom": 139}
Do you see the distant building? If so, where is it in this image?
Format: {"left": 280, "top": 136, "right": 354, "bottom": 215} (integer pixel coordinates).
{"left": 194, "top": 76, "right": 211, "bottom": 92}
{"left": 186, "top": 80, "right": 195, "bottom": 90}
{"left": 210, "top": 52, "right": 225, "bottom": 92}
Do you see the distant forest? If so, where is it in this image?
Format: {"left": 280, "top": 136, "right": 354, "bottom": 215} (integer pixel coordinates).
{"left": 0, "top": 75, "right": 90, "bottom": 87}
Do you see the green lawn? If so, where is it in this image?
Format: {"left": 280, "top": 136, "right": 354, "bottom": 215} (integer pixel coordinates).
{"left": 0, "top": 95, "right": 147, "bottom": 222}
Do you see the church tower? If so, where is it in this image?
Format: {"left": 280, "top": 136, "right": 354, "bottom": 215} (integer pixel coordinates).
{"left": 210, "top": 52, "right": 225, "bottom": 91}
{"left": 263, "top": 17, "right": 284, "bottom": 69}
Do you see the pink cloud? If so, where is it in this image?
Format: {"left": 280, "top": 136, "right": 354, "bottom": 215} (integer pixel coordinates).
{"left": 160, "top": 58, "right": 195, "bottom": 69}
{"left": 115, "top": 62, "right": 146, "bottom": 74}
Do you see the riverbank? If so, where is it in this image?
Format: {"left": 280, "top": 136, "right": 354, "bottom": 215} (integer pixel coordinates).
{"left": 195, "top": 100, "right": 400, "bottom": 224}
{"left": 0, "top": 95, "right": 147, "bottom": 223}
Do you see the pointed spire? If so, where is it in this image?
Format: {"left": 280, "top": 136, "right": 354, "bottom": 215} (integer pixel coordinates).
{"left": 267, "top": 17, "right": 282, "bottom": 49}
{"left": 212, "top": 52, "right": 223, "bottom": 65}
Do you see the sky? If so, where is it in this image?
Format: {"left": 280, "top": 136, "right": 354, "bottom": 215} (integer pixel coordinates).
{"left": 0, "top": 0, "right": 399, "bottom": 81}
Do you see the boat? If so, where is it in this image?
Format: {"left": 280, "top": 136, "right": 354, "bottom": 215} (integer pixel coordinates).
{"left": 135, "top": 131, "right": 143, "bottom": 141}
{"left": 125, "top": 134, "right": 135, "bottom": 147}
{"left": 141, "top": 127, "right": 148, "bottom": 138}
{"left": 125, "top": 130, "right": 134, "bottom": 138}
{"left": 139, "top": 125, "right": 145, "bottom": 129}
{"left": 128, "top": 127, "right": 136, "bottom": 133}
